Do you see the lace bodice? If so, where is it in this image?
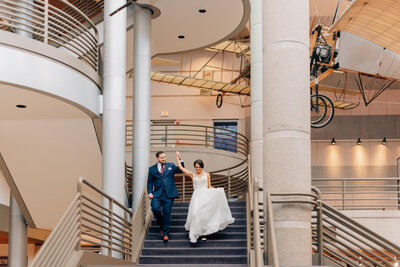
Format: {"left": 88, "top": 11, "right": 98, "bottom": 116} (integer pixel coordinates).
{"left": 193, "top": 172, "right": 208, "bottom": 191}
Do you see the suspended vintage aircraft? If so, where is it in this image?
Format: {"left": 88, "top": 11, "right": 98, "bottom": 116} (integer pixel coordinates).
{"left": 309, "top": 0, "right": 400, "bottom": 127}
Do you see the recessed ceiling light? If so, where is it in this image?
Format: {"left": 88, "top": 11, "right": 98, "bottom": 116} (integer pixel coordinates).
{"left": 199, "top": 9, "right": 206, "bottom": 13}
{"left": 178, "top": 35, "right": 185, "bottom": 39}
{"left": 16, "top": 105, "right": 26, "bottom": 108}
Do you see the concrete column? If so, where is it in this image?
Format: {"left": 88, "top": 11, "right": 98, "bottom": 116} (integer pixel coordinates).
{"left": 132, "top": 4, "right": 152, "bottom": 211}
{"left": 15, "top": 0, "right": 33, "bottom": 38}
{"left": 250, "top": 0, "right": 263, "bottom": 183}
{"left": 8, "top": 194, "right": 27, "bottom": 267}
{"left": 263, "top": 0, "right": 311, "bottom": 265}
{"left": 102, "top": 0, "right": 126, "bottom": 258}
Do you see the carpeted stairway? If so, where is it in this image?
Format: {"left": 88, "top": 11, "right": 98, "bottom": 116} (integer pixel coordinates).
{"left": 138, "top": 201, "right": 248, "bottom": 266}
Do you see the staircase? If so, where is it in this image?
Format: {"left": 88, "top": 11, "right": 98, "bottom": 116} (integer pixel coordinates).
{"left": 138, "top": 201, "right": 248, "bottom": 266}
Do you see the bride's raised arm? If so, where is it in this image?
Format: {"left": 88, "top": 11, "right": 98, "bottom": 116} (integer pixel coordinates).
{"left": 176, "top": 151, "right": 193, "bottom": 179}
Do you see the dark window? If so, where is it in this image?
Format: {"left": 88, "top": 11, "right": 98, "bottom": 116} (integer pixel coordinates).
{"left": 213, "top": 121, "right": 237, "bottom": 153}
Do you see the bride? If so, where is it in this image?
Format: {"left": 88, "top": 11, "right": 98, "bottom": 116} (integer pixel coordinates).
{"left": 175, "top": 151, "right": 234, "bottom": 243}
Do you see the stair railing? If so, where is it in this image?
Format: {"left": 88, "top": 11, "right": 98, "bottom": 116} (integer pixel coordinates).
{"left": 0, "top": 0, "right": 99, "bottom": 72}
{"left": 30, "top": 178, "right": 150, "bottom": 267}
{"left": 312, "top": 177, "right": 400, "bottom": 210}
{"left": 125, "top": 123, "right": 250, "bottom": 202}
{"left": 257, "top": 186, "right": 400, "bottom": 267}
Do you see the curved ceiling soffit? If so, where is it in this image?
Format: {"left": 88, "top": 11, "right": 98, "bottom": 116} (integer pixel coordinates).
{"left": 138, "top": 0, "right": 250, "bottom": 56}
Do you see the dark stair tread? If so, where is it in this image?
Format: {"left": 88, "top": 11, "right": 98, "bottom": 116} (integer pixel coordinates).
{"left": 143, "top": 240, "right": 247, "bottom": 248}
{"left": 141, "top": 247, "right": 246, "bottom": 256}
{"left": 145, "top": 232, "right": 246, "bottom": 240}
{"left": 137, "top": 265, "right": 248, "bottom": 267}
{"left": 139, "top": 255, "right": 247, "bottom": 264}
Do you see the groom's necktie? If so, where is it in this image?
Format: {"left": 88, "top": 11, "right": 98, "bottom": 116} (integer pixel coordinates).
{"left": 161, "top": 164, "right": 165, "bottom": 174}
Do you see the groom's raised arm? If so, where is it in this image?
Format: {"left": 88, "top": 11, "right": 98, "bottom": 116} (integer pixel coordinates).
{"left": 174, "top": 161, "right": 184, "bottom": 173}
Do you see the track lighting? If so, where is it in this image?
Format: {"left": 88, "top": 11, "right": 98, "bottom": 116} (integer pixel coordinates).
{"left": 382, "top": 137, "right": 387, "bottom": 145}
{"left": 331, "top": 138, "right": 336, "bottom": 145}
{"left": 357, "top": 138, "right": 361, "bottom": 145}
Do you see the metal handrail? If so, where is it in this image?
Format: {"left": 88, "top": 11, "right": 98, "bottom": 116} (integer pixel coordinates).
{"left": 126, "top": 123, "right": 249, "bottom": 157}
{"left": 312, "top": 177, "right": 400, "bottom": 210}
{"left": 30, "top": 178, "right": 150, "bottom": 266}
{"left": 125, "top": 124, "right": 249, "bottom": 202}
{"left": 0, "top": 0, "right": 99, "bottom": 71}
{"left": 255, "top": 186, "right": 400, "bottom": 267}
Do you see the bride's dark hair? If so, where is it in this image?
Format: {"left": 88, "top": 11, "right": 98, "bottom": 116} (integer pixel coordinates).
{"left": 193, "top": 159, "right": 204, "bottom": 168}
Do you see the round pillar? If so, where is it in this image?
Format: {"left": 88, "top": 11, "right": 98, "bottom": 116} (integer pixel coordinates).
{"left": 262, "top": 0, "right": 311, "bottom": 265}
{"left": 131, "top": 4, "right": 152, "bottom": 211}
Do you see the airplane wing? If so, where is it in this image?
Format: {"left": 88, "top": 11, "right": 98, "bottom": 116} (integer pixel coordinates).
{"left": 328, "top": 0, "right": 400, "bottom": 80}
{"left": 329, "top": 0, "right": 400, "bottom": 55}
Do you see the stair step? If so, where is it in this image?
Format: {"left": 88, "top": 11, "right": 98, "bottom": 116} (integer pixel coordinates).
{"left": 143, "top": 239, "right": 247, "bottom": 248}
{"left": 148, "top": 225, "right": 246, "bottom": 233}
{"left": 171, "top": 212, "right": 246, "bottom": 219}
{"left": 151, "top": 219, "right": 246, "bottom": 227}
{"left": 173, "top": 201, "right": 246, "bottom": 207}
{"left": 146, "top": 232, "right": 247, "bottom": 240}
{"left": 139, "top": 255, "right": 247, "bottom": 264}
{"left": 137, "top": 265, "right": 248, "bottom": 267}
{"left": 171, "top": 207, "right": 245, "bottom": 213}
{"left": 141, "top": 247, "right": 247, "bottom": 256}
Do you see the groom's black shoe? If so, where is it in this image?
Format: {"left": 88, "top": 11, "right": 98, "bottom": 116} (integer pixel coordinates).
{"left": 163, "top": 236, "right": 169, "bottom": 242}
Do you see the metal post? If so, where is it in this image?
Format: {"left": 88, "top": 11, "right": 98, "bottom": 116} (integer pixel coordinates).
{"left": 317, "top": 200, "right": 324, "bottom": 265}
{"left": 165, "top": 125, "right": 168, "bottom": 147}
{"left": 182, "top": 174, "right": 185, "bottom": 201}
{"left": 108, "top": 199, "right": 113, "bottom": 256}
{"left": 44, "top": 0, "right": 49, "bottom": 44}
{"left": 132, "top": 3, "right": 152, "bottom": 211}
{"left": 263, "top": 190, "right": 268, "bottom": 265}
{"left": 14, "top": 0, "right": 33, "bottom": 38}
{"left": 342, "top": 180, "right": 345, "bottom": 210}
{"left": 102, "top": 0, "right": 126, "bottom": 258}
{"left": 8, "top": 2, "right": 32, "bottom": 265}
{"left": 227, "top": 169, "right": 231, "bottom": 199}
{"left": 205, "top": 127, "right": 208, "bottom": 148}
{"left": 8, "top": 194, "right": 27, "bottom": 267}
{"left": 253, "top": 183, "right": 263, "bottom": 267}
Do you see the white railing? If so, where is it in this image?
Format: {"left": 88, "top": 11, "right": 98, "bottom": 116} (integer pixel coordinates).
{"left": 312, "top": 177, "right": 400, "bottom": 210}
{"left": 0, "top": 0, "right": 99, "bottom": 71}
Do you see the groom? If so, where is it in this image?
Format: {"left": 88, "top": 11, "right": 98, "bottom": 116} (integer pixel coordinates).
{"left": 147, "top": 151, "right": 184, "bottom": 241}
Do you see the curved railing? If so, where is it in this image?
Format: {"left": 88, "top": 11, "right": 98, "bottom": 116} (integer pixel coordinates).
{"left": 0, "top": 0, "right": 99, "bottom": 71}
{"left": 126, "top": 123, "right": 249, "bottom": 157}
{"left": 125, "top": 123, "right": 249, "bottom": 202}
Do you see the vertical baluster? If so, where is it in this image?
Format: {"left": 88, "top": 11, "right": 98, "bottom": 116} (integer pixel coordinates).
{"left": 165, "top": 125, "right": 168, "bottom": 147}
{"left": 44, "top": 0, "right": 49, "bottom": 44}
{"left": 342, "top": 179, "right": 345, "bottom": 210}
{"left": 227, "top": 169, "right": 231, "bottom": 199}
{"left": 182, "top": 174, "right": 185, "bottom": 202}
{"left": 317, "top": 200, "right": 324, "bottom": 265}
{"left": 205, "top": 127, "right": 208, "bottom": 148}
{"left": 108, "top": 199, "right": 113, "bottom": 256}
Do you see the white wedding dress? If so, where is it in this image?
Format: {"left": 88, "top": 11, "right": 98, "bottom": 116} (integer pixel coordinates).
{"left": 184, "top": 172, "right": 235, "bottom": 243}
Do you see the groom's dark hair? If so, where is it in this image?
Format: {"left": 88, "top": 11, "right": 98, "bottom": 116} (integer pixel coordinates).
{"left": 193, "top": 159, "right": 204, "bottom": 168}
{"left": 156, "top": 151, "right": 165, "bottom": 158}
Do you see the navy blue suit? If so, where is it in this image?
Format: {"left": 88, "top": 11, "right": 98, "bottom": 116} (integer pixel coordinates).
{"left": 147, "top": 162, "right": 183, "bottom": 236}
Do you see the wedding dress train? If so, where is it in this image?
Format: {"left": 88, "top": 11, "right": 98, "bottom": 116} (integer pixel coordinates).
{"left": 184, "top": 172, "right": 234, "bottom": 243}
